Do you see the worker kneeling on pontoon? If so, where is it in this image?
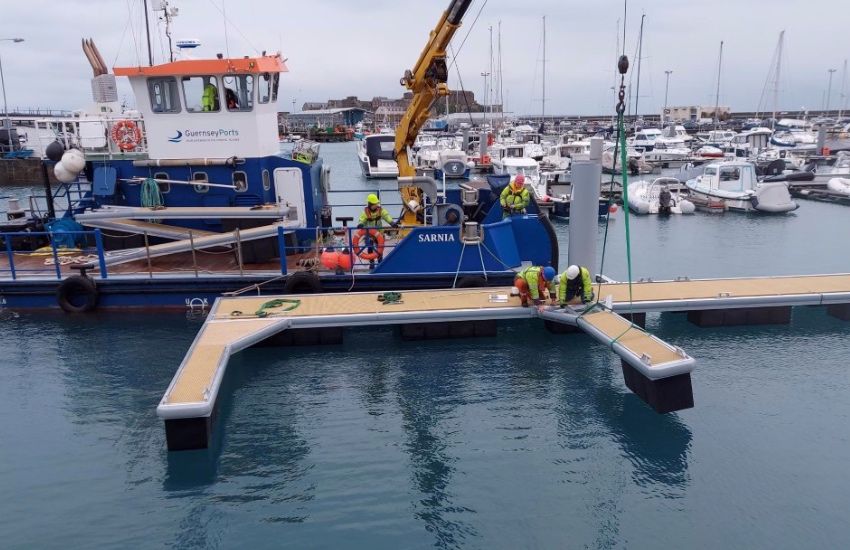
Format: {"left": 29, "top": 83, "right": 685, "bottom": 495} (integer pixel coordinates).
{"left": 500, "top": 174, "right": 530, "bottom": 218}
{"left": 514, "top": 265, "right": 556, "bottom": 307}
{"left": 551, "top": 265, "right": 594, "bottom": 307}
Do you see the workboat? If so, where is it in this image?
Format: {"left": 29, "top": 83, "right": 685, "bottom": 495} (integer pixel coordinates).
{"left": 627, "top": 178, "right": 695, "bottom": 215}
{"left": 0, "top": 40, "right": 558, "bottom": 311}
{"left": 357, "top": 133, "right": 399, "bottom": 178}
{"left": 685, "top": 161, "right": 798, "bottom": 213}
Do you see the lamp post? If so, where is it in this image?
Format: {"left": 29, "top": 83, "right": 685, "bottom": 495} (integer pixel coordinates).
{"left": 825, "top": 68, "right": 837, "bottom": 113}
{"left": 663, "top": 70, "right": 673, "bottom": 124}
{"left": 0, "top": 38, "right": 24, "bottom": 135}
{"left": 480, "top": 71, "right": 490, "bottom": 128}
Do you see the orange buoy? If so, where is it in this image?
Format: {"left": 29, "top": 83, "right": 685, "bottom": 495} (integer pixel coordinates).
{"left": 320, "top": 249, "right": 339, "bottom": 270}
{"left": 337, "top": 248, "right": 352, "bottom": 271}
{"left": 609, "top": 204, "right": 618, "bottom": 213}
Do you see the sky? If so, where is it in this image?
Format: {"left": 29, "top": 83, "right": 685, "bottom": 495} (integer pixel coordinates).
{"left": 2, "top": 0, "right": 848, "bottom": 117}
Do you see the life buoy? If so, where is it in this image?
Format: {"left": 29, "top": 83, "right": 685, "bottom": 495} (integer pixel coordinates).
{"left": 110, "top": 120, "right": 142, "bottom": 152}
{"left": 352, "top": 228, "right": 385, "bottom": 261}
{"left": 56, "top": 275, "right": 99, "bottom": 313}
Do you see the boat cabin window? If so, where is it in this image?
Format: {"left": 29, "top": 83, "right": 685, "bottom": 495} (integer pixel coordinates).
{"left": 718, "top": 166, "right": 742, "bottom": 191}
{"left": 182, "top": 76, "right": 220, "bottom": 112}
{"left": 271, "top": 73, "right": 279, "bottom": 102}
{"left": 262, "top": 169, "right": 271, "bottom": 191}
{"left": 153, "top": 171, "right": 170, "bottom": 194}
{"left": 192, "top": 172, "right": 209, "bottom": 193}
{"left": 233, "top": 171, "right": 248, "bottom": 192}
{"left": 148, "top": 77, "right": 181, "bottom": 113}
{"left": 704, "top": 167, "right": 717, "bottom": 177}
{"left": 222, "top": 75, "right": 254, "bottom": 112}
{"left": 507, "top": 147, "right": 524, "bottom": 158}
{"left": 258, "top": 73, "right": 275, "bottom": 104}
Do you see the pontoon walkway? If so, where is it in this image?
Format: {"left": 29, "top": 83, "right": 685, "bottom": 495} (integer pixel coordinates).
{"left": 158, "top": 287, "right": 695, "bottom": 450}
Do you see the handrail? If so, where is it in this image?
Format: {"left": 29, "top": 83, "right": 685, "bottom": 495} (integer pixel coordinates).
{"left": 0, "top": 229, "right": 108, "bottom": 281}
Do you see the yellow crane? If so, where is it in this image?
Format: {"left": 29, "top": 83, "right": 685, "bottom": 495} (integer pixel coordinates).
{"left": 394, "top": 0, "right": 473, "bottom": 226}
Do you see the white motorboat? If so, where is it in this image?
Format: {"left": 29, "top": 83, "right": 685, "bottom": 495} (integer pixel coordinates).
{"left": 807, "top": 152, "right": 850, "bottom": 183}
{"left": 357, "top": 133, "right": 398, "bottom": 178}
{"left": 686, "top": 160, "right": 798, "bottom": 213}
{"left": 627, "top": 177, "right": 695, "bottom": 215}
{"left": 826, "top": 177, "right": 850, "bottom": 196}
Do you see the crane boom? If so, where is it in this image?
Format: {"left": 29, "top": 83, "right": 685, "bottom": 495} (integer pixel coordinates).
{"left": 394, "top": 0, "right": 473, "bottom": 225}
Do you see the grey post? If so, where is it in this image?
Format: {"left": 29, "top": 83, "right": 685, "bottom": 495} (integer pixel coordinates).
{"left": 567, "top": 137, "right": 603, "bottom": 274}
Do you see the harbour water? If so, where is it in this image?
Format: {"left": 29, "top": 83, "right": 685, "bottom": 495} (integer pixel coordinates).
{"left": 1, "top": 143, "right": 849, "bottom": 548}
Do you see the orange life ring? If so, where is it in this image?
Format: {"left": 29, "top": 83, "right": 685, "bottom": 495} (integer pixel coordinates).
{"left": 353, "top": 228, "right": 385, "bottom": 261}
{"left": 110, "top": 120, "right": 142, "bottom": 152}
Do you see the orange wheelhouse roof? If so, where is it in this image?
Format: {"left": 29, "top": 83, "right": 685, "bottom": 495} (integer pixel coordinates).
{"left": 114, "top": 55, "right": 287, "bottom": 77}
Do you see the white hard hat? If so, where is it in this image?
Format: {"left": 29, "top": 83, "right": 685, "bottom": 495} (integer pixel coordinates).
{"left": 566, "top": 265, "right": 580, "bottom": 280}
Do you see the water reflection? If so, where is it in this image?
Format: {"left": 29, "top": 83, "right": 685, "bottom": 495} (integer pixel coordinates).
{"left": 394, "top": 345, "right": 478, "bottom": 549}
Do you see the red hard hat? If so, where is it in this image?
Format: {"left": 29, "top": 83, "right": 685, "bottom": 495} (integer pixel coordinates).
{"left": 514, "top": 174, "right": 526, "bottom": 185}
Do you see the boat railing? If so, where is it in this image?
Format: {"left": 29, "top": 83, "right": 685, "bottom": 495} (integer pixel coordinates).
{"left": 25, "top": 114, "right": 148, "bottom": 160}
{"left": 0, "top": 224, "right": 414, "bottom": 282}
{"left": 1, "top": 229, "right": 108, "bottom": 281}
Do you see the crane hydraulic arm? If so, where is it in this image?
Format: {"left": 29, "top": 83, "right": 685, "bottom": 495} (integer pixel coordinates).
{"left": 394, "top": 0, "right": 473, "bottom": 225}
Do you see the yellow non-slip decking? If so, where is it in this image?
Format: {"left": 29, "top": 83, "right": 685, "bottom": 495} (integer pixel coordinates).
{"left": 158, "top": 273, "right": 850, "bottom": 450}
{"left": 597, "top": 274, "right": 850, "bottom": 311}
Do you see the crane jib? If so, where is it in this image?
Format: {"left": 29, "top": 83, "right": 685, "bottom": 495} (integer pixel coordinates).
{"left": 447, "top": 0, "right": 473, "bottom": 25}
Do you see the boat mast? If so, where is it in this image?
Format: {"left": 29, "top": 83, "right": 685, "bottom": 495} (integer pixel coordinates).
{"left": 142, "top": 0, "right": 153, "bottom": 65}
{"left": 714, "top": 40, "right": 724, "bottom": 130}
{"left": 772, "top": 31, "right": 784, "bottom": 126}
{"left": 498, "top": 20, "right": 503, "bottom": 121}
{"left": 542, "top": 15, "right": 546, "bottom": 126}
{"left": 840, "top": 58, "right": 848, "bottom": 119}
{"left": 634, "top": 13, "right": 645, "bottom": 127}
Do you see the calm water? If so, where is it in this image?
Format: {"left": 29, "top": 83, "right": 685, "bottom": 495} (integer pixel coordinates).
{"left": 1, "top": 143, "right": 849, "bottom": 548}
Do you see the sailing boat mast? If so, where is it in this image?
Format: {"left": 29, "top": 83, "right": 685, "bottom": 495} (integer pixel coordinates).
{"left": 498, "top": 20, "right": 503, "bottom": 120}
{"left": 542, "top": 15, "right": 547, "bottom": 125}
{"left": 772, "top": 31, "right": 784, "bottom": 126}
{"left": 633, "top": 13, "right": 645, "bottom": 126}
{"left": 714, "top": 40, "right": 724, "bottom": 130}
{"left": 840, "top": 58, "right": 848, "bottom": 119}
{"left": 142, "top": 0, "right": 153, "bottom": 65}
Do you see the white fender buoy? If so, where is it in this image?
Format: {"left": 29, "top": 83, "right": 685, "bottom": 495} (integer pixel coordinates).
{"left": 678, "top": 199, "right": 696, "bottom": 214}
{"left": 53, "top": 161, "right": 77, "bottom": 183}
{"left": 60, "top": 148, "right": 86, "bottom": 173}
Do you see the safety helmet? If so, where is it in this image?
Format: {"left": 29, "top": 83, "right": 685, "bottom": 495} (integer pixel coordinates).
{"left": 367, "top": 193, "right": 380, "bottom": 205}
{"left": 543, "top": 266, "right": 556, "bottom": 281}
{"left": 513, "top": 174, "right": 526, "bottom": 187}
{"left": 566, "top": 265, "right": 580, "bottom": 280}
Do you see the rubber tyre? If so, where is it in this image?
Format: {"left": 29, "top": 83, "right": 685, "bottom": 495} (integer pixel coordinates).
{"left": 283, "top": 271, "right": 322, "bottom": 294}
{"left": 455, "top": 276, "right": 488, "bottom": 288}
{"left": 56, "top": 276, "right": 99, "bottom": 313}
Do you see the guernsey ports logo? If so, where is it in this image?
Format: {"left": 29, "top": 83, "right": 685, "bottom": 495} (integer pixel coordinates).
{"left": 168, "top": 128, "right": 239, "bottom": 144}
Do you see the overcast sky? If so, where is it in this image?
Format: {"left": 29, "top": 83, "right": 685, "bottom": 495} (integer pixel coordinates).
{"left": 2, "top": 0, "right": 848, "bottom": 116}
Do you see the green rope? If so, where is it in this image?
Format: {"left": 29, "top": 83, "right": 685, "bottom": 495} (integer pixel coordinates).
{"left": 377, "top": 291, "right": 403, "bottom": 305}
{"left": 617, "top": 111, "right": 636, "bottom": 312}
{"left": 141, "top": 177, "right": 164, "bottom": 209}
{"left": 254, "top": 298, "right": 301, "bottom": 318}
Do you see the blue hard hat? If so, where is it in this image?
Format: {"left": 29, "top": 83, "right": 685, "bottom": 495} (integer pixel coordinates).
{"left": 543, "top": 266, "right": 556, "bottom": 281}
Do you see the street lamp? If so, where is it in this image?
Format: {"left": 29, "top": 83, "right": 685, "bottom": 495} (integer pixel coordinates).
{"left": 1, "top": 38, "right": 24, "bottom": 136}
{"left": 480, "top": 71, "right": 490, "bottom": 127}
{"left": 663, "top": 70, "right": 673, "bottom": 124}
{"left": 826, "top": 68, "right": 837, "bottom": 113}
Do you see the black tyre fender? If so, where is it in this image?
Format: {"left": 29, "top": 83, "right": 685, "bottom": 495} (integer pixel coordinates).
{"left": 283, "top": 271, "right": 322, "bottom": 294}
{"left": 455, "top": 276, "right": 488, "bottom": 288}
{"left": 56, "top": 275, "right": 99, "bottom": 313}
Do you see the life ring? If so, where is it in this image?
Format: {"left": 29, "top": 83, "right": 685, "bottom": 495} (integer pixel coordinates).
{"left": 283, "top": 271, "right": 322, "bottom": 294}
{"left": 110, "top": 120, "right": 142, "bottom": 152}
{"left": 56, "top": 275, "right": 99, "bottom": 313}
{"left": 352, "top": 228, "right": 385, "bottom": 261}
